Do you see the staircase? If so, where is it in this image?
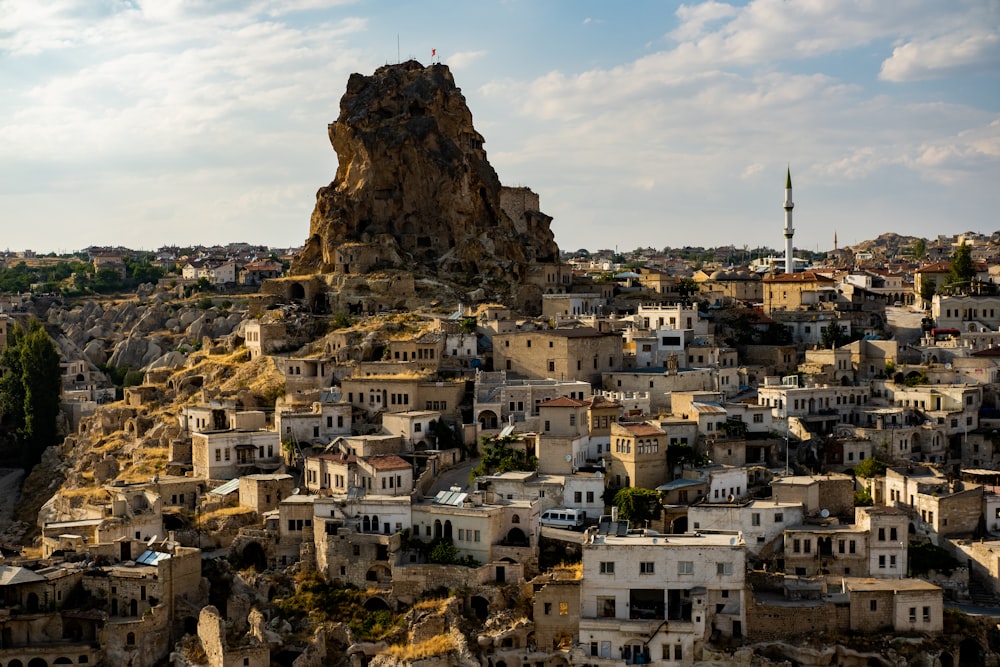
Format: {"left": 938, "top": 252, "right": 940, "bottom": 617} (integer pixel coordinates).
{"left": 967, "top": 575, "right": 998, "bottom": 606}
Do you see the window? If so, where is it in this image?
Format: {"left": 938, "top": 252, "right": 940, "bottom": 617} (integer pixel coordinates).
{"left": 751, "top": 513, "right": 761, "bottom": 526}
{"left": 586, "top": 491, "right": 594, "bottom": 503}
{"left": 793, "top": 539, "right": 801, "bottom": 553}
{"left": 870, "top": 599, "right": 877, "bottom": 612}
{"left": 678, "top": 561, "right": 693, "bottom": 575}
{"left": 774, "top": 513, "right": 784, "bottom": 523}
{"left": 849, "top": 540, "right": 856, "bottom": 554}
{"left": 600, "top": 561, "right": 615, "bottom": 574}
{"left": 544, "top": 602, "right": 552, "bottom": 615}
{"left": 716, "top": 562, "right": 733, "bottom": 576}
{"left": 674, "top": 646, "right": 683, "bottom": 661}
{"left": 559, "top": 601, "right": 569, "bottom": 615}
{"left": 909, "top": 607, "right": 917, "bottom": 622}
{"left": 753, "top": 413, "right": 763, "bottom": 423}
{"left": 923, "top": 606, "right": 931, "bottom": 622}
{"left": 890, "top": 527, "right": 897, "bottom": 541}
{"left": 640, "top": 562, "right": 655, "bottom": 574}
{"left": 574, "top": 491, "right": 582, "bottom": 503}
{"left": 879, "top": 555, "right": 886, "bottom": 569}
{"left": 599, "top": 597, "right": 616, "bottom": 617}
{"left": 878, "top": 527, "right": 886, "bottom": 541}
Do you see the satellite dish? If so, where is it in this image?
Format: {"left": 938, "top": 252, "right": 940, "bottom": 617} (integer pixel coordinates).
{"left": 291, "top": 487, "right": 301, "bottom": 495}
{"left": 820, "top": 509, "right": 830, "bottom": 518}
{"left": 565, "top": 454, "right": 573, "bottom": 462}
{"left": 146, "top": 534, "right": 157, "bottom": 546}
{"left": 727, "top": 494, "right": 735, "bottom": 503}
{"left": 595, "top": 471, "right": 602, "bottom": 479}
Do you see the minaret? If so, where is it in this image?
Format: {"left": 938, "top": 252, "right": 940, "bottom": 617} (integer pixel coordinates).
{"left": 783, "top": 166, "right": 795, "bottom": 274}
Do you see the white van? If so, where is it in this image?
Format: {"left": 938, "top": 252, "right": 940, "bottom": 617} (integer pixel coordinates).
{"left": 539, "top": 508, "right": 586, "bottom": 530}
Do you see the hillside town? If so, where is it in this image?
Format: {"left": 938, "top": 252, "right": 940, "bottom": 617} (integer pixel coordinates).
{"left": 3, "top": 61, "right": 1000, "bottom": 667}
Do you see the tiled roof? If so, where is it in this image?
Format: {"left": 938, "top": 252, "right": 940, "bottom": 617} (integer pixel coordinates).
{"left": 540, "top": 396, "right": 589, "bottom": 408}
{"left": 364, "top": 454, "right": 411, "bottom": 471}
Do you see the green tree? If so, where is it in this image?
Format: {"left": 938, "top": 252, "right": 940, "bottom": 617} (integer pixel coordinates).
{"left": 470, "top": 436, "right": 537, "bottom": 478}
{"left": 676, "top": 278, "right": 699, "bottom": 299}
{"left": 20, "top": 326, "right": 62, "bottom": 462}
{"left": 821, "top": 322, "right": 847, "bottom": 349}
{"left": 919, "top": 276, "right": 936, "bottom": 306}
{"left": 950, "top": 241, "right": 975, "bottom": 287}
{"left": 0, "top": 320, "right": 62, "bottom": 468}
{"left": 611, "top": 487, "right": 661, "bottom": 526}
{"left": 912, "top": 238, "right": 927, "bottom": 260}
{"left": 853, "top": 457, "right": 887, "bottom": 479}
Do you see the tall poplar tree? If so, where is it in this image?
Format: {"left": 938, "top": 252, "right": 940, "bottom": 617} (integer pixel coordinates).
{"left": 0, "top": 320, "right": 62, "bottom": 468}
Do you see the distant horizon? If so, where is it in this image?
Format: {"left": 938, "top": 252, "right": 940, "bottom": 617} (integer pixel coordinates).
{"left": 3, "top": 228, "right": 994, "bottom": 261}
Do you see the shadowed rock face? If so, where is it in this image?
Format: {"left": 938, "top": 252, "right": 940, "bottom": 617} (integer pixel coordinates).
{"left": 292, "top": 60, "right": 559, "bottom": 288}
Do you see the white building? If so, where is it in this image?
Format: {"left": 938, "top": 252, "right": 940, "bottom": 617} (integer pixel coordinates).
{"left": 579, "top": 528, "right": 746, "bottom": 664}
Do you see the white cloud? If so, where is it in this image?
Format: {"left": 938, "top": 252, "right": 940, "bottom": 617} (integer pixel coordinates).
{"left": 446, "top": 50, "right": 487, "bottom": 70}
{"left": 880, "top": 29, "right": 1000, "bottom": 81}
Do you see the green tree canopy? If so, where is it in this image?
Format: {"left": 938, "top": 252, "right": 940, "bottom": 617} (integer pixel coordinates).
{"left": 0, "top": 319, "right": 62, "bottom": 468}
{"left": 611, "top": 487, "right": 661, "bottom": 527}
{"left": 470, "top": 436, "right": 537, "bottom": 479}
{"left": 821, "top": 322, "right": 848, "bottom": 349}
{"left": 911, "top": 238, "right": 927, "bottom": 260}
{"left": 950, "top": 241, "right": 975, "bottom": 287}
{"left": 853, "top": 457, "right": 887, "bottom": 479}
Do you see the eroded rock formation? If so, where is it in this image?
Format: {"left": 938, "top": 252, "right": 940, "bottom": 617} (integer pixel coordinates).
{"left": 292, "top": 60, "right": 561, "bottom": 307}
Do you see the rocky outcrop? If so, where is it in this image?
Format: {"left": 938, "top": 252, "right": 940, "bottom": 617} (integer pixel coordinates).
{"left": 292, "top": 60, "right": 560, "bottom": 304}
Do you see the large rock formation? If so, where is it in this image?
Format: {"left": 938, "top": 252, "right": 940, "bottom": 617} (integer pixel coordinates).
{"left": 291, "top": 60, "right": 562, "bottom": 310}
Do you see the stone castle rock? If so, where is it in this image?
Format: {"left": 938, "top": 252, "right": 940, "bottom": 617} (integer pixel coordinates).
{"left": 289, "top": 60, "right": 565, "bottom": 313}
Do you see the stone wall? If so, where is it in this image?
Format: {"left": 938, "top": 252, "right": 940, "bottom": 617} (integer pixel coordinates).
{"left": 745, "top": 593, "right": 850, "bottom": 641}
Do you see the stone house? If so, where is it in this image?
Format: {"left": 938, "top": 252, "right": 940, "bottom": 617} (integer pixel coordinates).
{"left": 492, "top": 327, "right": 623, "bottom": 385}
{"left": 238, "top": 473, "right": 295, "bottom": 514}
{"left": 603, "top": 367, "right": 717, "bottom": 413}
{"left": 883, "top": 465, "right": 983, "bottom": 541}
{"left": 385, "top": 332, "right": 445, "bottom": 370}
{"left": 536, "top": 396, "right": 591, "bottom": 475}
{"left": 476, "top": 470, "right": 605, "bottom": 519}
{"left": 381, "top": 410, "right": 441, "bottom": 448}
{"left": 328, "top": 433, "right": 404, "bottom": 457}
{"left": 762, "top": 271, "right": 840, "bottom": 313}
{"left": 688, "top": 500, "right": 804, "bottom": 558}
{"left": 274, "top": 401, "right": 352, "bottom": 445}
{"left": 341, "top": 375, "right": 465, "bottom": 419}
{"left": 635, "top": 303, "right": 707, "bottom": 334}
{"left": 473, "top": 370, "right": 591, "bottom": 433}
{"left": 244, "top": 320, "right": 289, "bottom": 360}
{"left": 770, "top": 473, "right": 855, "bottom": 518}
{"left": 844, "top": 577, "right": 943, "bottom": 634}
{"left": 578, "top": 529, "right": 747, "bottom": 663}
{"left": 606, "top": 421, "right": 667, "bottom": 491}
{"left": 191, "top": 428, "right": 282, "bottom": 480}
{"left": 303, "top": 452, "right": 412, "bottom": 496}
{"left": 531, "top": 569, "right": 582, "bottom": 651}
{"left": 239, "top": 259, "right": 283, "bottom": 285}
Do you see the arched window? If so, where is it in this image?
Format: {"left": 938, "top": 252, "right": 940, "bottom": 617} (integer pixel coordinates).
{"left": 127, "top": 632, "right": 136, "bottom": 646}
{"left": 371, "top": 515, "right": 379, "bottom": 533}
{"left": 512, "top": 514, "right": 521, "bottom": 524}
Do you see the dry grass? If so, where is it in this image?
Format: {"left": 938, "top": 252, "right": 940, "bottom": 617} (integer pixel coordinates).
{"left": 411, "top": 597, "right": 451, "bottom": 614}
{"left": 197, "top": 506, "right": 255, "bottom": 527}
{"left": 60, "top": 486, "right": 108, "bottom": 503}
{"left": 552, "top": 561, "right": 583, "bottom": 579}
{"left": 118, "top": 447, "right": 170, "bottom": 482}
{"left": 383, "top": 634, "right": 455, "bottom": 661}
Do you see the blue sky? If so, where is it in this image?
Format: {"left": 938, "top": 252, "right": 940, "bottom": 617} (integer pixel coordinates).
{"left": 2, "top": 0, "right": 998, "bottom": 255}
